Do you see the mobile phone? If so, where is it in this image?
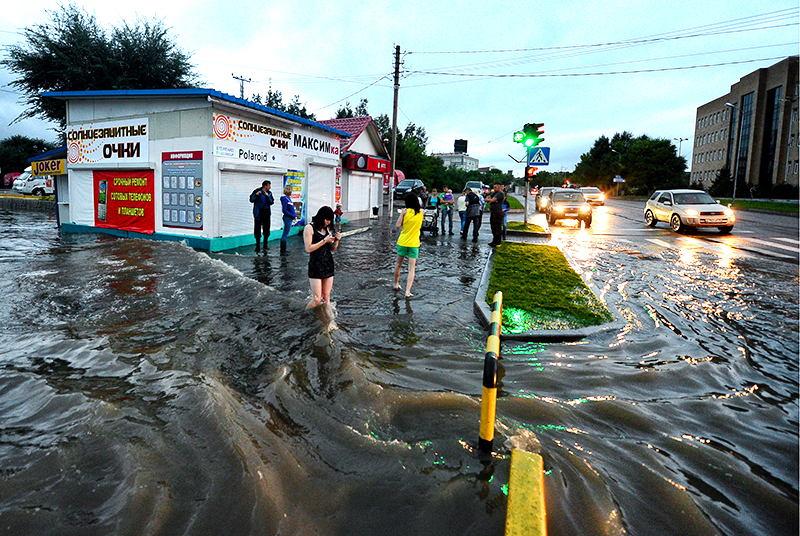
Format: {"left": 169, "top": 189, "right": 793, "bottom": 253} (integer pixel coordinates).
{"left": 98, "top": 180, "right": 107, "bottom": 221}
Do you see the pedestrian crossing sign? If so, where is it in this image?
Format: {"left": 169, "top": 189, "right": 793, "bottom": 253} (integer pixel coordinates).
{"left": 527, "top": 147, "right": 550, "bottom": 166}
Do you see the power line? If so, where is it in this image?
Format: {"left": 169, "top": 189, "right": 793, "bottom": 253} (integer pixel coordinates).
{"left": 407, "top": 8, "right": 798, "bottom": 55}
{"left": 409, "top": 56, "right": 791, "bottom": 79}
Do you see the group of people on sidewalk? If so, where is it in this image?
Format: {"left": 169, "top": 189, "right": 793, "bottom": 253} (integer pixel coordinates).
{"left": 249, "top": 179, "right": 509, "bottom": 314}
{"left": 420, "top": 186, "right": 456, "bottom": 235}
{"left": 459, "top": 184, "right": 507, "bottom": 246}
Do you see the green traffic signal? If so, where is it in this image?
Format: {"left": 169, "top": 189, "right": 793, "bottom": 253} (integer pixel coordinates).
{"left": 514, "top": 122, "right": 545, "bottom": 146}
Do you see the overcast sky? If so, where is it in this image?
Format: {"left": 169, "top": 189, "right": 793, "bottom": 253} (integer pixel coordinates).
{"left": 1, "top": 1, "right": 797, "bottom": 175}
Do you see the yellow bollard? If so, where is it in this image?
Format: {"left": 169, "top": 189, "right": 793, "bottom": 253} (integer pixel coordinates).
{"left": 479, "top": 292, "right": 503, "bottom": 453}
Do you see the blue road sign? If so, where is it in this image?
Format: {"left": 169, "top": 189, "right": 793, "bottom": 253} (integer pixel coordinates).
{"left": 527, "top": 147, "right": 550, "bottom": 166}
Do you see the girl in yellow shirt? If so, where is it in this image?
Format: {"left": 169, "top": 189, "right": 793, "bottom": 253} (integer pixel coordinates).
{"left": 393, "top": 193, "right": 423, "bottom": 297}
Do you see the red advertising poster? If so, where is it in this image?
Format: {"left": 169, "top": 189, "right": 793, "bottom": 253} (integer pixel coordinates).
{"left": 94, "top": 170, "right": 155, "bottom": 234}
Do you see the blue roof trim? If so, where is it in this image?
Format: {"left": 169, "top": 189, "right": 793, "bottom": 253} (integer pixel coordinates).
{"left": 42, "top": 88, "right": 351, "bottom": 138}
{"left": 29, "top": 145, "right": 67, "bottom": 163}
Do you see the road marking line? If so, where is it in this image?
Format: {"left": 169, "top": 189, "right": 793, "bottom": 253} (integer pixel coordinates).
{"left": 741, "top": 237, "right": 800, "bottom": 253}
{"left": 773, "top": 237, "right": 800, "bottom": 245}
{"left": 646, "top": 238, "right": 674, "bottom": 248}
{"left": 676, "top": 237, "right": 757, "bottom": 259}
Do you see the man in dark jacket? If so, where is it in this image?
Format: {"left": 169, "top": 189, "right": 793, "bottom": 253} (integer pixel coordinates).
{"left": 250, "top": 180, "right": 274, "bottom": 254}
{"left": 485, "top": 183, "right": 506, "bottom": 247}
{"left": 460, "top": 187, "right": 482, "bottom": 242}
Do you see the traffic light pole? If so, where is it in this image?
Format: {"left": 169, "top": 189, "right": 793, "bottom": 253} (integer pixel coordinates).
{"left": 525, "top": 149, "right": 531, "bottom": 224}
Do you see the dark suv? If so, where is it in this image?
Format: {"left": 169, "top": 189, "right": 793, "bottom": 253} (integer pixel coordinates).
{"left": 545, "top": 188, "right": 593, "bottom": 227}
{"left": 393, "top": 179, "right": 425, "bottom": 199}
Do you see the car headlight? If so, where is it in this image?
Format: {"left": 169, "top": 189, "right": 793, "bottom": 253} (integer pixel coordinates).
{"left": 685, "top": 209, "right": 699, "bottom": 216}
{"left": 724, "top": 208, "right": 733, "bottom": 216}
{"left": 598, "top": 194, "right": 605, "bottom": 200}
{"left": 540, "top": 199, "right": 548, "bottom": 206}
{"left": 580, "top": 205, "right": 591, "bottom": 212}
{"left": 553, "top": 206, "right": 565, "bottom": 212}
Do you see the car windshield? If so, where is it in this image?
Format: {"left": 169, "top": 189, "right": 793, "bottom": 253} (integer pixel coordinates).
{"left": 673, "top": 192, "right": 716, "bottom": 205}
{"left": 397, "top": 180, "right": 415, "bottom": 188}
{"left": 553, "top": 192, "right": 584, "bottom": 202}
{"left": 582, "top": 188, "right": 601, "bottom": 193}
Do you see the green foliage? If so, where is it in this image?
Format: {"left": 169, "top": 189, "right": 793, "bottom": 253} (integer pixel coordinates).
{"left": 251, "top": 90, "right": 316, "bottom": 120}
{"left": 708, "top": 167, "right": 732, "bottom": 197}
{"left": 335, "top": 98, "right": 369, "bottom": 119}
{"left": 506, "top": 196, "right": 524, "bottom": 210}
{"left": 506, "top": 221, "right": 545, "bottom": 232}
{"left": 2, "top": 5, "right": 200, "bottom": 131}
{"left": 0, "top": 135, "right": 59, "bottom": 173}
{"left": 572, "top": 131, "right": 687, "bottom": 195}
{"left": 486, "top": 243, "right": 612, "bottom": 331}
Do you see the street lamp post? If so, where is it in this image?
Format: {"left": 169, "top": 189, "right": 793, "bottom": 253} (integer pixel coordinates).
{"left": 725, "top": 102, "right": 744, "bottom": 204}
{"left": 673, "top": 137, "right": 688, "bottom": 160}
{"left": 611, "top": 149, "right": 621, "bottom": 197}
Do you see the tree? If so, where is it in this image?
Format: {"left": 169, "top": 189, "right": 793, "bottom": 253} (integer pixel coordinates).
{"left": 2, "top": 5, "right": 200, "bottom": 131}
{"left": 335, "top": 98, "right": 369, "bottom": 119}
{"left": 573, "top": 131, "right": 686, "bottom": 195}
{"left": 251, "top": 90, "right": 316, "bottom": 120}
{"left": 0, "top": 135, "right": 59, "bottom": 173}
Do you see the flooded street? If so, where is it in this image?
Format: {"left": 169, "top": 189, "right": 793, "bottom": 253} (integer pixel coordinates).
{"left": 0, "top": 203, "right": 797, "bottom": 536}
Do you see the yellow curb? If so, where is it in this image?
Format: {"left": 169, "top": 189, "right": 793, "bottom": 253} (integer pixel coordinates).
{"left": 505, "top": 449, "right": 546, "bottom": 536}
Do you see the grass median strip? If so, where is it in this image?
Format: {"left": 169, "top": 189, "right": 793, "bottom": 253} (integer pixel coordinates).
{"left": 486, "top": 242, "right": 612, "bottom": 333}
{"left": 506, "top": 221, "right": 546, "bottom": 233}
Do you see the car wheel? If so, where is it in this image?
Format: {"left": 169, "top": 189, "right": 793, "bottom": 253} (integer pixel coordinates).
{"left": 718, "top": 226, "right": 733, "bottom": 234}
{"left": 644, "top": 210, "right": 658, "bottom": 227}
{"left": 547, "top": 213, "right": 555, "bottom": 225}
{"left": 670, "top": 213, "right": 684, "bottom": 233}
{"left": 584, "top": 217, "right": 592, "bottom": 228}
{"left": 32, "top": 188, "right": 44, "bottom": 197}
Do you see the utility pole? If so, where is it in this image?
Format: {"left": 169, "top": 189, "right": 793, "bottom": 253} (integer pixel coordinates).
{"left": 388, "top": 45, "right": 401, "bottom": 216}
{"left": 232, "top": 74, "right": 251, "bottom": 99}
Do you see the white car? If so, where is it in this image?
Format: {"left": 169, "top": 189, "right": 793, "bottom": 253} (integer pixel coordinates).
{"left": 12, "top": 170, "right": 54, "bottom": 196}
{"left": 580, "top": 187, "right": 605, "bottom": 205}
{"left": 644, "top": 189, "right": 735, "bottom": 233}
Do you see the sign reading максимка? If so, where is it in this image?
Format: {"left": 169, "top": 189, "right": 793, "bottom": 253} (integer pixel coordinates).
{"left": 212, "top": 113, "right": 340, "bottom": 160}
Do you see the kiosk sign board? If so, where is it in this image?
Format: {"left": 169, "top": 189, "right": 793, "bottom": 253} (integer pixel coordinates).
{"left": 67, "top": 118, "right": 149, "bottom": 165}
{"left": 94, "top": 170, "right": 155, "bottom": 234}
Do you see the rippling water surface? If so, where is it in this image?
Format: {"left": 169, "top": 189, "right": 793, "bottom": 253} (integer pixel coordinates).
{"left": 0, "top": 208, "right": 797, "bottom": 536}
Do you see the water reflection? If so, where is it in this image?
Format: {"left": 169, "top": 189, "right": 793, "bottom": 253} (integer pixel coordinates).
{"left": 1, "top": 208, "right": 797, "bottom": 536}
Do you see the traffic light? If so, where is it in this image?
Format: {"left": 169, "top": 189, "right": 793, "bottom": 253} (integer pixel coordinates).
{"left": 522, "top": 123, "right": 545, "bottom": 148}
{"left": 514, "top": 122, "right": 545, "bottom": 147}
{"left": 525, "top": 166, "right": 538, "bottom": 180}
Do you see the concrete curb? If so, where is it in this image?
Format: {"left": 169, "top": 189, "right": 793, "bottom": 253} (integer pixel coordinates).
{"left": 0, "top": 194, "right": 57, "bottom": 212}
{"left": 474, "top": 240, "right": 625, "bottom": 342}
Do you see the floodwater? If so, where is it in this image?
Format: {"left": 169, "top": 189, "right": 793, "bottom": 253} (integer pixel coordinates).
{"left": 0, "top": 207, "right": 797, "bottom": 536}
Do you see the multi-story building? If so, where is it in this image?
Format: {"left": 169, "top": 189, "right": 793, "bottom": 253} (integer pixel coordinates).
{"left": 691, "top": 56, "right": 799, "bottom": 193}
{"left": 434, "top": 151, "right": 479, "bottom": 171}
{"left": 433, "top": 140, "right": 479, "bottom": 171}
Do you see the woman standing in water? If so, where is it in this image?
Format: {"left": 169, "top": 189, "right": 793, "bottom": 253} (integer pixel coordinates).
{"left": 393, "top": 192, "right": 423, "bottom": 298}
{"left": 303, "top": 206, "right": 341, "bottom": 309}
{"left": 280, "top": 185, "right": 297, "bottom": 256}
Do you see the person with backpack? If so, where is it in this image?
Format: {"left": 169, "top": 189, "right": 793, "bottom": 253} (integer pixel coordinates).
{"left": 249, "top": 180, "right": 274, "bottom": 254}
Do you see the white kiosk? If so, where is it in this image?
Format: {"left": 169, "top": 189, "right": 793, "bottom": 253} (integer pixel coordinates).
{"left": 43, "top": 89, "right": 349, "bottom": 251}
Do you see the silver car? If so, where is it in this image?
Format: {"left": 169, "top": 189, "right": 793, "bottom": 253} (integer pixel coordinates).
{"left": 580, "top": 187, "right": 605, "bottom": 206}
{"left": 644, "top": 189, "right": 735, "bottom": 233}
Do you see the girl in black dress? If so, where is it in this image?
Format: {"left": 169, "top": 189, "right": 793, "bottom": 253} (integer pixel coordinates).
{"left": 303, "top": 206, "right": 341, "bottom": 309}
